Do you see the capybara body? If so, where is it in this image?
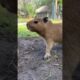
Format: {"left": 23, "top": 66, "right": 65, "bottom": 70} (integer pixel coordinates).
{"left": 27, "top": 17, "right": 62, "bottom": 59}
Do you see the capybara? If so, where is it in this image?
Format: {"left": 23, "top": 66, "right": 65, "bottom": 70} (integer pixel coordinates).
{"left": 27, "top": 17, "right": 62, "bottom": 59}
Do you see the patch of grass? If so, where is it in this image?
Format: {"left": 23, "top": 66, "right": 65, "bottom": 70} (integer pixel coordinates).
{"left": 18, "top": 17, "right": 33, "bottom": 23}
{"left": 51, "top": 19, "right": 62, "bottom": 24}
{"left": 18, "top": 18, "right": 27, "bottom": 23}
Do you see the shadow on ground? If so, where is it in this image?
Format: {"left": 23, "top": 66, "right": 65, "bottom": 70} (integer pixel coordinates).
{"left": 18, "top": 37, "right": 62, "bottom": 80}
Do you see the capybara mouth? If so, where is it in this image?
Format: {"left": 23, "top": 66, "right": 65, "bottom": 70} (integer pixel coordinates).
{"left": 27, "top": 23, "right": 34, "bottom": 32}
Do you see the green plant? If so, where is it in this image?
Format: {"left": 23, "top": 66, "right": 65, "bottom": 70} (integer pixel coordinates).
{"left": 25, "top": 3, "right": 36, "bottom": 17}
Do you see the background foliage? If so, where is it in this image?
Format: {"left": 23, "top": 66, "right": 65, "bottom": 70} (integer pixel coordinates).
{"left": 18, "top": 0, "right": 62, "bottom": 18}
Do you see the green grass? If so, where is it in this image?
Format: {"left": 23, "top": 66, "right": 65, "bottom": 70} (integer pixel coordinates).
{"left": 18, "top": 18, "right": 27, "bottom": 23}
{"left": 51, "top": 19, "right": 62, "bottom": 24}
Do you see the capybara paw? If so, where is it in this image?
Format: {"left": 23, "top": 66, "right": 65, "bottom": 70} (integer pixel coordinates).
{"left": 44, "top": 54, "right": 51, "bottom": 60}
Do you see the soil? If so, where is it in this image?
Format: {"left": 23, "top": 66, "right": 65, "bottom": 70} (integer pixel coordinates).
{"left": 18, "top": 37, "right": 62, "bottom": 80}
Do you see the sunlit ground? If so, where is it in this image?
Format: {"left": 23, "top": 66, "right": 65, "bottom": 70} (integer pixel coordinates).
{"left": 18, "top": 18, "right": 62, "bottom": 38}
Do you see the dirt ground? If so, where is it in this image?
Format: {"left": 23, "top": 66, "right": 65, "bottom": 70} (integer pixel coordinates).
{"left": 18, "top": 37, "right": 62, "bottom": 80}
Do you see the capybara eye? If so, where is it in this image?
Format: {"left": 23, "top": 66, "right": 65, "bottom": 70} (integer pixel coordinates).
{"left": 34, "top": 21, "right": 38, "bottom": 24}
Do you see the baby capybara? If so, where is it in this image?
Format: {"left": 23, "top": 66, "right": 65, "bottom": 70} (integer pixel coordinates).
{"left": 27, "top": 17, "right": 62, "bottom": 59}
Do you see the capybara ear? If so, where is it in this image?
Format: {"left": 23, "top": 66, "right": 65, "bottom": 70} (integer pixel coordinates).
{"left": 43, "top": 17, "right": 48, "bottom": 23}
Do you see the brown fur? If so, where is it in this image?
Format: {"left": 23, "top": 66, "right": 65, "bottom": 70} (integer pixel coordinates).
{"left": 27, "top": 17, "right": 62, "bottom": 59}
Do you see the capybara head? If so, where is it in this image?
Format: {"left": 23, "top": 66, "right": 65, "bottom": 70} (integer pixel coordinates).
{"left": 27, "top": 17, "right": 52, "bottom": 33}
